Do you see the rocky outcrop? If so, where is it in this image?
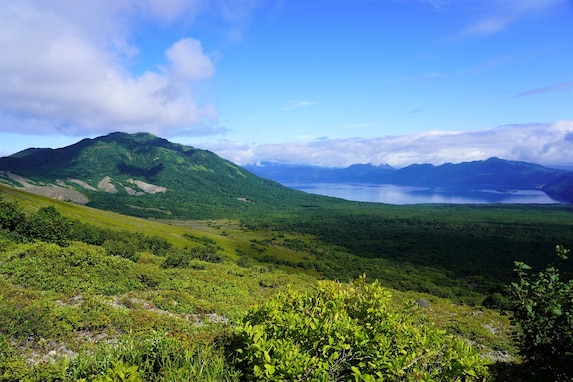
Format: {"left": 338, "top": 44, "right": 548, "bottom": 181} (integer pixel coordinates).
{"left": 0, "top": 171, "right": 89, "bottom": 204}
{"left": 127, "top": 179, "right": 166, "bottom": 194}
{"left": 97, "top": 176, "right": 118, "bottom": 194}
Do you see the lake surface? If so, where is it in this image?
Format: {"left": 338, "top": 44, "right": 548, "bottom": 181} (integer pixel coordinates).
{"left": 288, "top": 183, "right": 565, "bottom": 205}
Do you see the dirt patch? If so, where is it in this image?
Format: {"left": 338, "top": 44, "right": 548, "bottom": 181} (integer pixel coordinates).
{"left": 66, "top": 178, "right": 98, "bottom": 191}
{"left": 0, "top": 171, "right": 89, "bottom": 204}
{"left": 127, "top": 179, "right": 167, "bottom": 194}
{"left": 97, "top": 176, "right": 118, "bottom": 193}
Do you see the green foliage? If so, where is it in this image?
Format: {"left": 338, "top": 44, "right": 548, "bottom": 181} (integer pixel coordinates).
{"left": 161, "top": 245, "right": 225, "bottom": 269}
{"left": 26, "top": 206, "right": 73, "bottom": 246}
{"left": 0, "top": 242, "right": 143, "bottom": 295}
{"left": 509, "top": 245, "right": 573, "bottom": 380}
{"left": 239, "top": 203, "right": 573, "bottom": 306}
{"left": 67, "top": 332, "right": 240, "bottom": 382}
{"left": 102, "top": 238, "right": 140, "bottom": 262}
{"left": 481, "top": 293, "right": 511, "bottom": 311}
{"left": 90, "top": 360, "right": 142, "bottom": 382}
{"left": 234, "top": 276, "right": 490, "bottom": 381}
{"left": 0, "top": 196, "right": 26, "bottom": 234}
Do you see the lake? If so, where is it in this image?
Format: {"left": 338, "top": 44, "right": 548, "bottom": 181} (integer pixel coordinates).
{"left": 288, "top": 183, "right": 565, "bottom": 205}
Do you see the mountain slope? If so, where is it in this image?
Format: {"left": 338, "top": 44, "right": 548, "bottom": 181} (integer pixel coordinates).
{"left": 246, "top": 157, "right": 568, "bottom": 189}
{"left": 244, "top": 162, "right": 395, "bottom": 184}
{"left": 0, "top": 132, "right": 333, "bottom": 218}
{"left": 543, "top": 173, "right": 573, "bottom": 203}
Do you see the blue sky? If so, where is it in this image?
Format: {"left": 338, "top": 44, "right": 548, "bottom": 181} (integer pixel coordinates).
{"left": 0, "top": 0, "right": 572, "bottom": 168}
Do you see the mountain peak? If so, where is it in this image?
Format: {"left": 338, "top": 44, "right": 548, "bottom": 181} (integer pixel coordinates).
{"left": 105, "top": 131, "right": 159, "bottom": 142}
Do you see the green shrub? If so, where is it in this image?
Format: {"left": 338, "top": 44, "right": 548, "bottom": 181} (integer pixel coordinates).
{"left": 509, "top": 245, "right": 573, "bottom": 380}
{"left": 233, "top": 276, "right": 489, "bottom": 381}
{"left": 162, "top": 245, "right": 226, "bottom": 269}
{"left": 0, "top": 196, "right": 27, "bottom": 233}
{"left": 481, "top": 292, "right": 511, "bottom": 310}
{"left": 26, "top": 206, "right": 72, "bottom": 246}
{"left": 0, "top": 242, "right": 143, "bottom": 295}
{"left": 90, "top": 360, "right": 142, "bottom": 382}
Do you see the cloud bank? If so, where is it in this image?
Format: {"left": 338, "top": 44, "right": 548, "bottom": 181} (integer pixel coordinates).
{"left": 202, "top": 121, "right": 573, "bottom": 168}
{"left": 0, "top": 0, "right": 255, "bottom": 137}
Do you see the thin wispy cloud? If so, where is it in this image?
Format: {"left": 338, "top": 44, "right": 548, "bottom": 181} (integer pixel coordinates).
{"left": 201, "top": 121, "right": 573, "bottom": 168}
{"left": 281, "top": 100, "right": 317, "bottom": 111}
{"left": 514, "top": 81, "right": 573, "bottom": 98}
{"left": 451, "top": 0, "right": 569, "bottom": 39}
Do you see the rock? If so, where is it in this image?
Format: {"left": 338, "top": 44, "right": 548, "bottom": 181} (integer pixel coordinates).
{"left": 416, "top": 298, "right": 429, "bottom": 308}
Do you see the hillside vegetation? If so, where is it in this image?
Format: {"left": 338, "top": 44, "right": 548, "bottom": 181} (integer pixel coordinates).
{"left": 2, "top": 185, "right": 573, "bottom": 380}
{"left": 0, "top": 187, "right": 517, "bottom": 380}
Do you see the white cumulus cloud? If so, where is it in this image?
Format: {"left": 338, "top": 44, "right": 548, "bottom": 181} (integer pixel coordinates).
{"left": 0, "top": 0, "right": 223, "bottom": 137}
{"left": 165, "top": 38, "right": 215, "bottom": 82}
{"left": 201, "top": 121, "right": 573, "bottom": 168}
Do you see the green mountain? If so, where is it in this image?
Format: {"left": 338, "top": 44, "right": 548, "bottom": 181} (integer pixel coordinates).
{"left": 0, "top": 132, "right": 332, "bottom": 218}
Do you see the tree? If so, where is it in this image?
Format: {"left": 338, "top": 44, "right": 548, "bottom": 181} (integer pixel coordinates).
{"left": 509, "top": 245, "right": 573, "bottom": 380}
{"left": 0, "top": 195, "right": 27, "bottom": 233}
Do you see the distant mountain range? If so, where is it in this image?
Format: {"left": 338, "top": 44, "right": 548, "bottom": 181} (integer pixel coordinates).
{"left": 245, "top": 158, "right": 573, "bottom": 202}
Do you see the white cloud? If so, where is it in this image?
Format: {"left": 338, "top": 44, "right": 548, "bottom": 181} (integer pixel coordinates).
{"left": 165, "top": 38, "right": 215, "bottom": 81}
{"left": 0, "top": 0, "right": 252, "bottom": 137}
{"left": 200, "top": 121, "right": 573, "bottom": 168}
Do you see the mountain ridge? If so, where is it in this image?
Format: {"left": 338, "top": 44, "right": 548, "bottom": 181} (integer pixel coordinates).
{"left": 0, "top": 132, "right": 332, "bottom": 218}
{"left": 245, "top": 157, "right": 570, "bottom": 189}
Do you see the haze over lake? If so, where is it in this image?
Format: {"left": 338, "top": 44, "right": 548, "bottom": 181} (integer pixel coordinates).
{"left": 288, "top": 183, "right": 564, "bottom": 205}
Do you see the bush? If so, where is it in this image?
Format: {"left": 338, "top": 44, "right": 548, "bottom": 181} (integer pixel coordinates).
{"left": 233, "top": 276, "right": 489, "bottom": 381}
{"left": 26, "top": 206, "right": 73, "bottom": 246}
{"left": 0, "top": 196, "right": 27, "bottom": 233}
{"left": 509, "top": 245, "right": 573, "bottom": 380}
